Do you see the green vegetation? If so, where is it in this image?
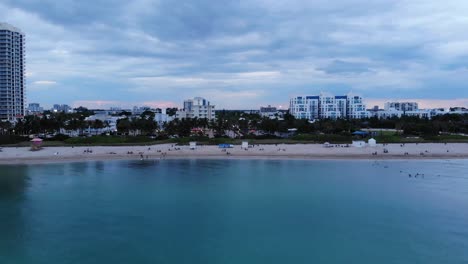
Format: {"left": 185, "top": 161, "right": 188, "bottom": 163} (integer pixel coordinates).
{"left": 0, "top": 135, "right": 29, "bottom": 145}
{"left": 1, "top": 106, "right": 467, "bottom": 146}
{"left": 421, "top": 134, "right": 468, "bottom": 142}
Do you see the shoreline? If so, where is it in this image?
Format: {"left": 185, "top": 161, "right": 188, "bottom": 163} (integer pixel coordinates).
{"left": 1, "top": 143, "right": 468, "bottom": 165}
{"left": 1, "top": 155, "right": 468, "bottom": 166}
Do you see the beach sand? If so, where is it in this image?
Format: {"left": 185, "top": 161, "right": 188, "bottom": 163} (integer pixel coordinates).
{"left": 0, "top": 143, "right": 467, "bottom": 164}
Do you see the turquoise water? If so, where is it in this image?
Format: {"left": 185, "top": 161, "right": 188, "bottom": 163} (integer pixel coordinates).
{"left": 1, "top": 159, "right": 468, "bottom": 264}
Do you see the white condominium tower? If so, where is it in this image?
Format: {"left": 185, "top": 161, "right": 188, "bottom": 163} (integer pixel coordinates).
{"left": 0, "top": 23, "right": 25, "bottom": 121}
{"left": 289, "top": 93, "right": 369, "bottom": 120}
{"left": 289, "top": 96, "right": 319, "bottom": 120}
{"left": 347, "top": 95, "right": 368, "bottom": 119}
{"left": 176, "top": 97, "right": 216, "bottom": 120}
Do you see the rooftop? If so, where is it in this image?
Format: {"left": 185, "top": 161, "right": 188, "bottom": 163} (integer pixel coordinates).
{"left": 0, "top": 23, "right": 23, "bottom": 33}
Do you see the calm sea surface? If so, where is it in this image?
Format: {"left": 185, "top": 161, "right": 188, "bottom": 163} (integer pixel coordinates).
{"left": 1, "top": 159, "right": 468, "bottom": 264}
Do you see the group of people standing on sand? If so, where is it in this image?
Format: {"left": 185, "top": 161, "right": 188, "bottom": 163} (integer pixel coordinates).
{"left": 408, "top": 173, "right": 425, "bottom": 178}
{"left": 136, "top": 151, "right": 169, "bottom": 160}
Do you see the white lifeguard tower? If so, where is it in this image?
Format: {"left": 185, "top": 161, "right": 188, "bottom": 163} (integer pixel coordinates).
{"left": 241, "top": 141, "right": 249, "bottom": 149}
{"left": 189, "top": 142, "right": 197, "bottom": 150}
{"left": 368, "top": 138, "right": 377, "bottom": 147}
{"left": 30, "top": 138, "right": 43, "bottom": 151}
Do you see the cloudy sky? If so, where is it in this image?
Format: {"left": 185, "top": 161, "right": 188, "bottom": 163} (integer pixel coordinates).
{"left": 3, "top": 0, "right": 468, "bottom": 109}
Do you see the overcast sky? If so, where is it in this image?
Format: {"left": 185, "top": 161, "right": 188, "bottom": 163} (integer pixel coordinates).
{"left": 3, "top": 0, "right": 468, "bottom": 109}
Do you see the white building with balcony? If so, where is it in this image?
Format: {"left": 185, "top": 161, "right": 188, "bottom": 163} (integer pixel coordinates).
{"left": 176, "top": 97, "right": 215, "bottom": 120}
{"left": 0, "top": 23, "right": 25, "bottom": 121}
{"left": 347, "top": 95, "right": 369, "bottom": 119}
{"left": 319, "top": 93, "right": 342, "bottom": 119}
{"left": 289, "top": 96, "right": 319, "bottom": 120}
{"left": 290, "top": 93, "right": 369, "bottom": 120}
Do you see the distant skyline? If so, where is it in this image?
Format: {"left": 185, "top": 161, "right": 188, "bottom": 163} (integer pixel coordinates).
{"left": 27, "top": 98, "right": 468, "bottom": 111}
{"left": 3, "top": 0, "right": 468, "bottom": 109}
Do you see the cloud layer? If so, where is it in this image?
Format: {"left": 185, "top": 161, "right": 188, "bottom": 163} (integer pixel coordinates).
{"left": 3, "top": 0, "right": 468, "bottom": 109}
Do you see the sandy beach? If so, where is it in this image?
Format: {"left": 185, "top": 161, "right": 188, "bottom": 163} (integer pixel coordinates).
{"left": 0, "top": 143, "right": 467, "bottom": 164}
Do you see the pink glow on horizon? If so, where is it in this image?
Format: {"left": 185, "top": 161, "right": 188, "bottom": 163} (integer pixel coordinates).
{"left": 72, "top": 100, "right": 122, "bottom": 108}
{"left": 141, "top": 101, "right": 178, "bottom": 109}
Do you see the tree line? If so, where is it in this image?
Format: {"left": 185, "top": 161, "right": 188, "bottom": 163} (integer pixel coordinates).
{"left": 1, "top": 107, "right": 467, "bottom": 139}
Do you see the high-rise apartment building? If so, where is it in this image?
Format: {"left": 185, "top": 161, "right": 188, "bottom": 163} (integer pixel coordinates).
{"left": 347, "top": 95, "right": 369, "bottom": 119}
{"left": 289, "top": 96, "right": 319, "bottom": 120}
{"left": 289, "top": 93, "right": 369, "bottom": 120}
{"left": 176, "top": 97, "right": 216, "bottom": 120}
{"left": 0, "top": 23, "right": 25, "bottom": 121}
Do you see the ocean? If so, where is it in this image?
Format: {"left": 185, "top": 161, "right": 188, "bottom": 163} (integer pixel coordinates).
{"left": 1, "top": 159, "right": 467, "bottom": 264}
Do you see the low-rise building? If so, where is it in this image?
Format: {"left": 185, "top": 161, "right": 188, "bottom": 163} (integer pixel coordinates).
{"left": 374, "top": 108, "right": 447, "bottom": 120}
{"left": 449, "top": 107, "right": 468, "bottom": 115}
{"left": 132, "top": 106, "right": 151, "bottom": 115}
{"left": 154, "top": 108, "right": 174, "bottom": 127}
{"left": 384, "top": 102, "right": 419, "bottom": 112}
{"left": 83, "top": 113, "right": 123, "bottom": 134}
{"left": 260, "top": 105, "right": 284, "bottom": 119}
{"left": 52, "top": 104, "right": 73, "bottom": 113}
{"left": 27, "top": 103, "right": 44, "bottom": 115}
{"left": 260, "top": 105, "right": 277, "bottom": 115}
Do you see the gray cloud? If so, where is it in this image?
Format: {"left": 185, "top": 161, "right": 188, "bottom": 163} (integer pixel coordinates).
{"left": 2, "top": 0, "right": 468, "bottom": 108}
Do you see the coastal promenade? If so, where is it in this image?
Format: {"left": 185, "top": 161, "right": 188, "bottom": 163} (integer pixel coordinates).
{"left": 1, "top": 143, "right": 467, "bottom": 164}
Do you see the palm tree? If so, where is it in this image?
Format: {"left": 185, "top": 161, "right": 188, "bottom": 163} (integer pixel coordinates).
{"left": 92, "top": 120, "right": 105, "bottom": 135}
{"left": 0, "top": 121, "right": 12, "bottom": 135}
